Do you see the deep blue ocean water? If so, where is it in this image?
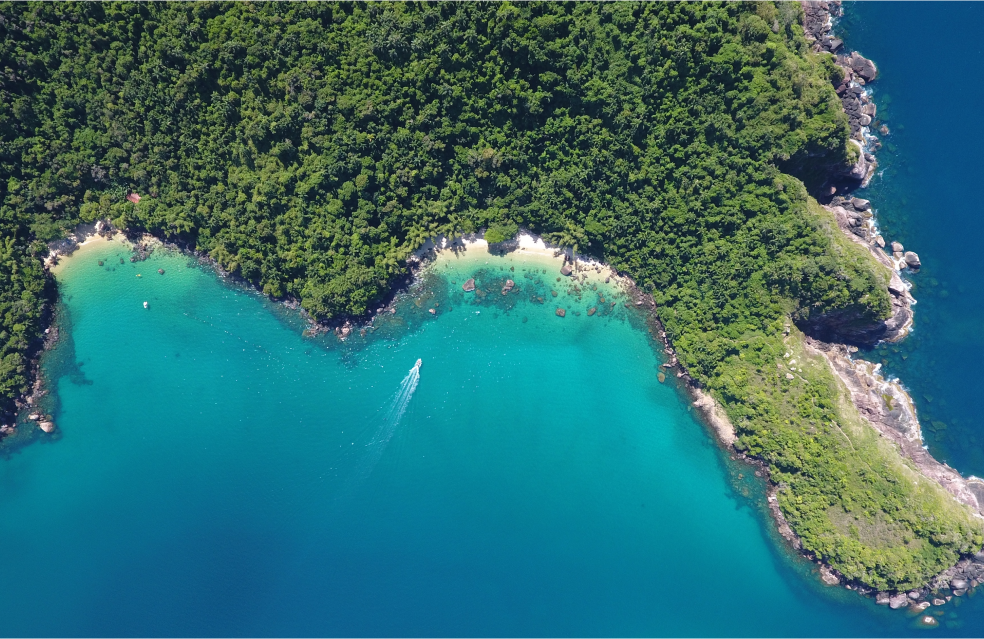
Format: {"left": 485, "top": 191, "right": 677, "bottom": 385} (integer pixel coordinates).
{"left": 839, "top": 2, "right": 984, "bottom": 480}
{"left": 1, "top": 4, "right": 983, "bottom": 636}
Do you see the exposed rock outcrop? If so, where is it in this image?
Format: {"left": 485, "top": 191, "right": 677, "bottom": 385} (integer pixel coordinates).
{"left": 691, "top": 388, "right": 736, "bottom": 445}
{"left": 802, "top": 1, "right": 843, "bottom": 53}
{"left": 805, "top": 338, "right": 984, "bottom": 516}
{"left": 904, "top": 251, "right": 921, "bottom": 270}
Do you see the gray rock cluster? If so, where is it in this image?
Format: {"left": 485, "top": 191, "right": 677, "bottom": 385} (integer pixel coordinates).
{"left": 930, "top": 554, "right": 984, "bottom": 595}
{"left": 828, "top": 196, "right": 873, "bottom": 240}
{"left": 803, "top": 2, "right": 880, "bottom": 143}
{"left": 802, "top": 1, "right": 844, "bottom": 53}
{"left": 835, "top": 54, "right": 879, "bottom": 140}
{"left": 875, "top": 556, "right": 984, "bottom": 608}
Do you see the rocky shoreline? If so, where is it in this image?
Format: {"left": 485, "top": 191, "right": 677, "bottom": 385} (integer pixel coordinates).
{"left": 649, "top": 0, "right": 984, "bottom": 612}
{"left": 750, "top": 0, "right": 984, "bottom": 610}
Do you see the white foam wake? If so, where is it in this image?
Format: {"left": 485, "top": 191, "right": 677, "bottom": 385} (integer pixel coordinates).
{"left": 336, "top": 360, "right": 421, "bottom": 500}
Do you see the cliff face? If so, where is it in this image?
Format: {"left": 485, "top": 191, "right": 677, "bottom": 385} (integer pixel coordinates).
{"left": 798, "top": 198, "right": 913, "bottom": 346}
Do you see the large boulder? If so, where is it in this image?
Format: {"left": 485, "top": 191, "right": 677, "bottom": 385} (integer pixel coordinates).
{"left": 888, "top": 272, "right": 907, "bottom": 296}
{"left": 904, "top": 251, "right": 921, "bottom": 269}
{"left": 850, "top": 52, "right": 878, "bottom": 82}
{"left": 889, "top": 593, "right": 909, "bottom": 609}
{"left": 39, "top": 421, "right": 55, "bottom": 433}
{"left": 555, "top": 308, "right": 566, "bottom": 317}
{"left": 851, "top": 198, "right": 871, "bottom": 211}
{"left": 462, "top": 278, "right": 476, "bottom": 292}
{"left": 560, "top": 263, "right": 573, "bottom": 276}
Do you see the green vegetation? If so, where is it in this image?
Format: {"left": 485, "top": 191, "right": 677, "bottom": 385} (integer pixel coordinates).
{"left": 1, "top": 2, "right": 978, "bottom": 588}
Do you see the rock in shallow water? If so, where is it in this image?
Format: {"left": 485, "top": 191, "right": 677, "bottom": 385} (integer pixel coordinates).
{"left": 462, "top": 278, "right": 475, "bottom": 292}
{"left": 39, "top": 421, "right": 55, "bottom": 433}
{"left": 555, "top": 308, "right": 566, "bottom": 317}
{"left": 852, "top": 197, "right": 871, "bottom": 211}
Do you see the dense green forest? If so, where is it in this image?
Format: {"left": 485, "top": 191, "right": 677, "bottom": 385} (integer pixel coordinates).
{"left": 1, "top": 2, "right": 979, "bottom": 589}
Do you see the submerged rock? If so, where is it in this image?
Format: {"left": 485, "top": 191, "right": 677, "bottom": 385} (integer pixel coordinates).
{"left": 555, "top": 308, "right": 566, "bottom": 317}
{"left": 587, "top": 307, "right": 597, "bottom": 316}
{"left": 158, "top": 268, "right": 165, "bottom": 275}
{"left": 462, "top": 278, "right": 476, "bottom": 292}
{"left": 820, "top": 568, "right": 840, "bottom": 586}
{"left": 560, "top": 263, "right": 572, "bottom": 276}
{"left": 38, "top": 421, "right": 55, "bottom": 433}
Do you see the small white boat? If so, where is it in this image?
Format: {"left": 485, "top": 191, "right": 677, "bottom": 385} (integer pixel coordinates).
{"left": 143, "top": 301, "right": 148, "bottom": 309}
{"left": 415, "top": 358, "right": 422, "bottom": 368}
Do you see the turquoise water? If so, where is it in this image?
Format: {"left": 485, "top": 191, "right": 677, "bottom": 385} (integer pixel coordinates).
{"left": 0, "top": 241, "right": 922, "bottom": 636}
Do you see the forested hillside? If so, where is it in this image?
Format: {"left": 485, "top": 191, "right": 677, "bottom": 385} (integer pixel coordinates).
{"left": 1, "top": 2, "right": 979, "bottom": 589}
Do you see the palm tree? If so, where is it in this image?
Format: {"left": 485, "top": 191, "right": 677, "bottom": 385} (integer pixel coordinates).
{"left": 546, "top": 223, "right": 588, "bottom": 272}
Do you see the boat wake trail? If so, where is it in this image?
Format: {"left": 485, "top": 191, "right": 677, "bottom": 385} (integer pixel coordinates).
{"left": 336, "top": 359, "right": 421, "bottom": 501}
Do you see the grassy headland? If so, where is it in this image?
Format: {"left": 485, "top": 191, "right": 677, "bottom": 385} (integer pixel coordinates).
{"left": 1, "top": 2, "right": 979, "bottom": 589}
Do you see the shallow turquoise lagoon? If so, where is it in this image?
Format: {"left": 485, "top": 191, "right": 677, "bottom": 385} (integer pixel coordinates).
{"left": 0, "top": 240, "right": 966, "bottom": 637}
